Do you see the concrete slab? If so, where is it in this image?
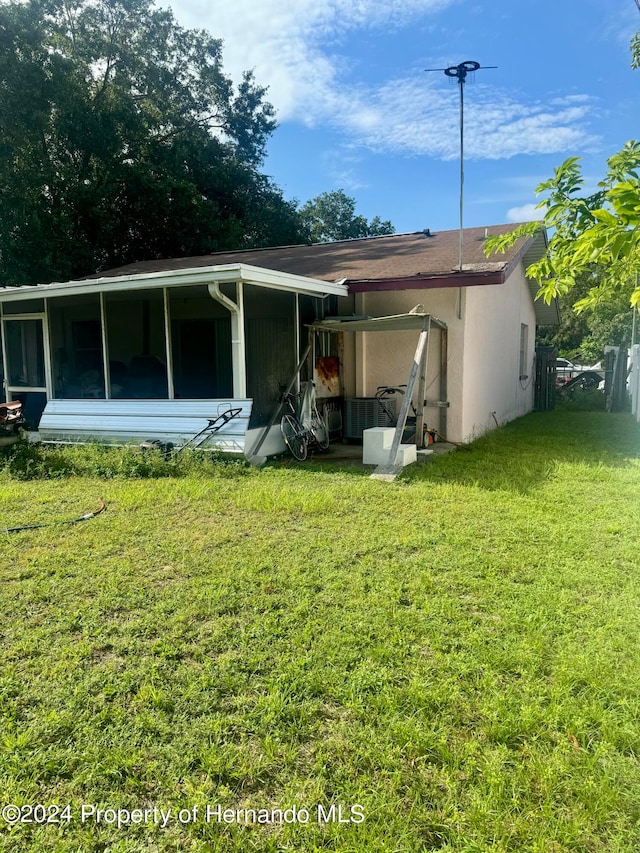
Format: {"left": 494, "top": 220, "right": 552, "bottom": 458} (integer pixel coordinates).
{"left": 274, "top": 438, "right": 456, "bottom": 471}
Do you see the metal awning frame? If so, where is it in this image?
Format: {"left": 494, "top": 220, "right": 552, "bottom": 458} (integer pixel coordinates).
{"left": 247, "top": 309, "right": 450, "bottom": 466}
{"left": 0, "top": 263, "right": 349, "bottom": 301}
{"left": 310, "top": 310, "right": 450, "bottom": 457}
{"left": 309, "top": 311, "right": 447, "bottom": 334}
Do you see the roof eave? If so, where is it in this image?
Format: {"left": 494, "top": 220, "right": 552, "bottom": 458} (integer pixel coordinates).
{"left": 0, "top": 263, "right": 349, "bottom": 301}
{"left": 347, "top": 269, "right": 507, "bottom": 293}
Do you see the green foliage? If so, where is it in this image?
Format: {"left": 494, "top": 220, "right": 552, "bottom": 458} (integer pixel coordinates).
{"left": 537, "top": 270, "right": 636, "bottom": 362}
{"left": 557, "top": 388, "right": 607, "bottom": 411}
{"left": 485, "top": 142, "right": 640, "bottom": 310}
{"left": 0, "top": 0, "right": 306, "bottom": 286}
{"left": 298, "top": 189, "right": 395, "bottom": 243}
{"left": 0, "top": 440, "right": 251, "bottom": 480}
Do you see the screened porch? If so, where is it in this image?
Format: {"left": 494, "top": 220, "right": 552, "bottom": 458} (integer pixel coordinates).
{"left": 0, "top": 264, "right": 348, "bottom": 450}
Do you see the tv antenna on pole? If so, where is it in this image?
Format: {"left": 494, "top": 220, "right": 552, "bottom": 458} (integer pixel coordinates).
{"left": 425, "top": 61, "right": 497, "bottom": 272}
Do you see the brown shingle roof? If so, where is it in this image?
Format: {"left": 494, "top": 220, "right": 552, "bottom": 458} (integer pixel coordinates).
{"left": 87, "top": 223, "right": 539, "bottom": 284}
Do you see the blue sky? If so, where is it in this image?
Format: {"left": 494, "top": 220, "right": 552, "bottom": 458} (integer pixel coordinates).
{"left": 166, "top": 0, "right": 639, "bottom": 235}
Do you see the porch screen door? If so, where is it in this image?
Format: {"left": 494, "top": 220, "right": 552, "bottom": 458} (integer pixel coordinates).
{"left": 2, "top": 316, "right": 50, "bottom": 425}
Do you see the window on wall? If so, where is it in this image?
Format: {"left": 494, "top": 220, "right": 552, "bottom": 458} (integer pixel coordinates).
{"left": 519, "top": 323, "right": 529, "bottom": 379}
{"left": 3, "top": 317, "right": 47, "bottom": 427}
{"left": 5, "top": 319, "right": 45, "bottom": 388}
{"left": 3, "top": 298, "right": 45, "bottom": 315}
{"left": 49, "top": 295, "right": 105, "bottom": 398}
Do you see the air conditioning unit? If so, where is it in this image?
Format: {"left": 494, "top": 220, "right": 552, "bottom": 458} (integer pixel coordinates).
{"left": 343, "top": 397, "right": 396, "bottom": 440}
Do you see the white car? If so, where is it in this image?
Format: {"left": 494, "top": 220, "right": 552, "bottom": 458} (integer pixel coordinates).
{"left": 555, "top": 358, "right": 578, "bottom": 384}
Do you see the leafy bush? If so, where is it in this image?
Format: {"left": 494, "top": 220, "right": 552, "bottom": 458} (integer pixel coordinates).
{"left": 556, "top": 388, "right": 607, "bottom": 411}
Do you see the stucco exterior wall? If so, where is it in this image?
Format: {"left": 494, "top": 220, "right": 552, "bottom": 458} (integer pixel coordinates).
{"left": 461, "top": 264, "right": 536, "bottom": 440}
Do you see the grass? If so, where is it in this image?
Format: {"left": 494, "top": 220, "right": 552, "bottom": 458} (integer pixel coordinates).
{"left": 0, "top": 410, "right": 639, "bottom": 852}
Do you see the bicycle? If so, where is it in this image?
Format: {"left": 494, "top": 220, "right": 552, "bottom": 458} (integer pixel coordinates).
{"left": 375, "top": 385, "right": 419, "bottom": 442}
{"left": 280, "top": 381, "right": 329, "bottom": 461}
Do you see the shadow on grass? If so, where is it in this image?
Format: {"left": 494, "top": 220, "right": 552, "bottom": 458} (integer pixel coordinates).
{"left": 402, "top": 411, "right": 640, "bottom": 494}
{"left": 265, "top": 451, "right": 373, "bottom": 477}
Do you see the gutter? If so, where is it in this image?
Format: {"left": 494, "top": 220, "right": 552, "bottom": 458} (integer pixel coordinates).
{"left": 347, "top": 269, "right": 507, "bottom": 293}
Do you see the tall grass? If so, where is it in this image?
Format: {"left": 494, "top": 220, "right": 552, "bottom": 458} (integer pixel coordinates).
{"left": 0, "top": 440, "right": 250, "bottom": 481}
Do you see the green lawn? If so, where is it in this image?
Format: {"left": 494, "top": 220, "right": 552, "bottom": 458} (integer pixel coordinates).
{"left": 1, "top": 411, "right": 639, "bottom": 852}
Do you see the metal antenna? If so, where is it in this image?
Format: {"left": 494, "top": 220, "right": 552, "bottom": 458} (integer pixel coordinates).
{"left": 425, "top": 61, "right": 497, "bottom": 272}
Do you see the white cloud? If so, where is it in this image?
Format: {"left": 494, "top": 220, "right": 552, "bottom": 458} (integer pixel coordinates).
{"left": 167, "top": 0, "right": 454, "bottom": 120}
{"left": 506, "top": 204, "right": 540, "bottom": 222}
{"left": 336, "top": 80, "right": 598, "bottom": 160}
{"left": 550, "top": 94, "right": 592, "bottom": 106}
{"left": 320, "top": 150, "right": 369, "bottom": 192}
{"left": 167, "top": 0, "right": 599, "bottom": 161}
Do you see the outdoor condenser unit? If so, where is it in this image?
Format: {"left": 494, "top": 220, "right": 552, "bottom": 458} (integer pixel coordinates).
{"left": 343, "top": 397, "right": 396, "bottom": 440}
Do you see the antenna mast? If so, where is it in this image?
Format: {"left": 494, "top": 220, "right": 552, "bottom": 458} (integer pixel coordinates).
{"left": 426, "top": 60, "right": 497, "bottom": 271}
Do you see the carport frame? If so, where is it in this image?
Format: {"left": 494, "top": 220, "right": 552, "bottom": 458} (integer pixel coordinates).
{"left": 247, "top": 309, "right": 449, "bottom": 465}
{"left": 310, "top": 309, "right": 449, "bottom": 455}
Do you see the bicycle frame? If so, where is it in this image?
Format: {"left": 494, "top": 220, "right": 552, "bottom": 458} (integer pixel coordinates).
{"left": 280, "top": 382, "right": 329, "bottom": 460}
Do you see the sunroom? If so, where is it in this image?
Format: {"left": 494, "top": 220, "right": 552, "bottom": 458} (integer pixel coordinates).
{"left": 0, "top": 264, "right": 348, "bottom": 455}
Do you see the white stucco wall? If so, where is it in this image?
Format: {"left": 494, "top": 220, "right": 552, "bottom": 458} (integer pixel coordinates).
{"left": 461, "top": 265, "right": 536, "bottom": 440}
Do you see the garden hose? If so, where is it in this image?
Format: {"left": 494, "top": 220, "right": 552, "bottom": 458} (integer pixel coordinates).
{"left": 3, "top": 500, "right": 106, "bottom": 534}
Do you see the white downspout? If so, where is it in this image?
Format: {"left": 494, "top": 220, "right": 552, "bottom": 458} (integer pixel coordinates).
{"left": 208, "top": 281, "right": 247, "bottom": 398}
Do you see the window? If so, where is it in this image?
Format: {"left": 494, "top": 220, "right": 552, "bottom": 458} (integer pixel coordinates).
{"left": 169, "top": 286, "right": 232, "bottom": 399}
{"left": 244, "top": 285, "right": 296, "bottom": 427}
{"left": 5, "top": 319, "right": 45, "bottom": 387}
{"left": 519, "top": 323, "right": 529, "bottom": 379}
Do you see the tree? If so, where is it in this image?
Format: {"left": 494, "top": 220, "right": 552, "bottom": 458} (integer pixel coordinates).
{"left": 484, "top": 142, "right": 640, "bottom": 311}
{"left": 298, "top": 190, "right": 395, "bottom": 243}
{"left": 537, "top": 270, "right": 636, "bottom": 362}
{"left": 0, "top": 0, "right": 306, "bottom": 286}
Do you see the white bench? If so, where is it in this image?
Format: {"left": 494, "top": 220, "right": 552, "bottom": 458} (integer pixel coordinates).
{"left": 38, "top": 399, "right": 253, "bottom": 455}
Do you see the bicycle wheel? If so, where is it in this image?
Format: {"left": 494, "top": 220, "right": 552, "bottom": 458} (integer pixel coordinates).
{"left": 281, "top": 413, "right": 307, "bottom": 461}
{"left": 310, "top": 408, "right": 329, "bottom": 450}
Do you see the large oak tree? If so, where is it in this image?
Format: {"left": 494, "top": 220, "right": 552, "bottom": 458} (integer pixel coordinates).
{"left": 0, "top": 0, "right": 306, "bottom": 285}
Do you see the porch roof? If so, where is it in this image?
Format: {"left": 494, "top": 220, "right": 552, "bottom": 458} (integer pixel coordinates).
{"left": 0, "top": 263, "right": 348, "bottom": 301}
